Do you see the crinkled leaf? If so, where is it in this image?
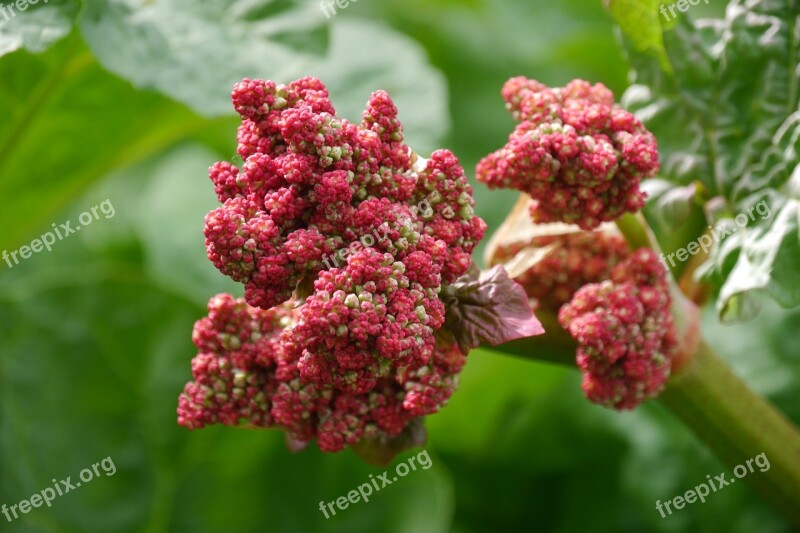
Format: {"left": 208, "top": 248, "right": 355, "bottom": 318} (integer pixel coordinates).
{"left": 696, "top": 192, "right": 800, "bottom": 322}
{"left": 351, "top": 417, "right": 427, "bottom": 467}
{"left": 615, "top": 0, "right": 800, "bottom": 321}
{"left": 442, "top": 264, "right": 544, "bottom": 353}
{"left": 0, "top": 0, "right": 79, "bottom": 57}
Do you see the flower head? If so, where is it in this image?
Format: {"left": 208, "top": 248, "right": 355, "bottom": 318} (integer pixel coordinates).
{"left": 477, "top": 78, "right": 659, "bottom": 229}
{"left": 206, "top": 77, "right": 485, "bottom": 310}
{"left": 177, "top": 295, "right": 294, "bottom": 429}
{"left": 180, "top": 292, "right": 466, "bottom": 452}
{"left": 182, "top": 77, "right": 487, "bottom": 454}
{"left": 291, "top": 247, "right": 444, "bottom": 394}
{"left": 558, "top": 249, "right": 676, "bottom": 409}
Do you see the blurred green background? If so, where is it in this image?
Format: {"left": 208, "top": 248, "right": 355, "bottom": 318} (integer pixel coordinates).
{"left": 1, "top": 0, "right": 797, "bottom": 532}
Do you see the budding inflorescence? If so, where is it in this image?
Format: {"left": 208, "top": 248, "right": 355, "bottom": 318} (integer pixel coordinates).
{"left": 478, "top": 77, "right": 674, "bottom": 409}
{"left": 206, "top": 77, "right": 485, "bottom": 309}
{"left": 180, "top": 77, "right": 487, "bottom": 452}
{"left": 477, "top": 78, "right": 659, "bottom": 229}
{"left": 558, "top": 249, "right": 677, "bottom": 410}
{"left": 493, "top": 230, "right": 630, "bottom": 311}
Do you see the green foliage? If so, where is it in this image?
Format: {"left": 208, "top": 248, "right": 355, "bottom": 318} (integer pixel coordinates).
{"left": 0, "top": 0, "right": 79, "bottom": 55}
{"left": 606, "top": 0, "right": 671, "bottom": 70}
{"left": 0, "top": 0, "right": 797, "bottom": 531}
{"left": 0, "top": 33, "right": 208, "bottom": 253}
{"left": 615, "top": 0, "right": 800, "bottom": 321}
{"left": 78, "top": 0, "right": 449, "bottom": 151}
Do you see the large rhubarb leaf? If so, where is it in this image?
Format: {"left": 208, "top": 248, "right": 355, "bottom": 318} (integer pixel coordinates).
{"left": 611, "top": 0, "right": 800, "bottom": 321}
{"left": 79, "top": 0, "right": 448, "bottom": 153}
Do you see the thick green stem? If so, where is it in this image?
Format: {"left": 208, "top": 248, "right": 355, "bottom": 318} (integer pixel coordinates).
{"left": 659, "top": 341, "right": 800, "bottom": 525}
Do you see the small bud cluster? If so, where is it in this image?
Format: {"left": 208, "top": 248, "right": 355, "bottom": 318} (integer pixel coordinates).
{"left": 494, "top": 231, "right": 631, "bottom": 311}
{"left": 558, "top": 249, "right": 677, "bottom": 410}
{"left": 178, "top": 294, "right": 292, "bottom": 429}
{"left": 178, "top": 294, "right": 466, "bottom": 451}
{"left": 476, "top": 78, "right": 659, "bottom": 229}
{"left": 182, "top": 77, "right": 486, "bottom": 451}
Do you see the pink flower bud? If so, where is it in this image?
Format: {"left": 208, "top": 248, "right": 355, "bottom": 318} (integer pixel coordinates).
{"left": 477, "top": 78, "right": 658, "bottom": 229}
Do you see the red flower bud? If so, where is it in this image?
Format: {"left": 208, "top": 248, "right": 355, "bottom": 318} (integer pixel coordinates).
{"left": 558, "top": 249, "right": 677, "bottom": 410}
{"left": 477, "top": 78, "right": 659, "bottom": 229}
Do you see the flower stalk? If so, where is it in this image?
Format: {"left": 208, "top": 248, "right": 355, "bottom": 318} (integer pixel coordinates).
{"left": 660, "top": 341, "right": 800, "bottom": 526}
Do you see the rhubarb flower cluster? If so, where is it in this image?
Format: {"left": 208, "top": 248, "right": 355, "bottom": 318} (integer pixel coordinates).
{"left": 493, "top": 231, "right": 631, "bottom": 311}
{"left": 206, "top": 77, "right": 485, "bottom": 309}
{"left": 181, "top": 77, "right": 486, "bottom": 452}
{"left": 558, "top": 249, "right": 677, "bottom": 409}
{"left": 178, "top": 293, "right": 466, "bottom": 451}
{"left": 476, "top": 78, "right": 659, "bottom": 229}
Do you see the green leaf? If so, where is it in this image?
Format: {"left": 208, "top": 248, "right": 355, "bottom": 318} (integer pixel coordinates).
{"left": 615, "top": 0, "right": 800, "bottom": 320}
{"left": 698, "top": 193, "right": 800, "bottom": 322}
{"left": 128, "top": 144, "right": 242, "bottom": 306}
{"left": 78, "top": 1, "right": 449, "bottom": 153}
{"left": 605, "top": 0, "right": 671, "bottom": 72}
{"left": 0, "top": 0, "right": 79, "bottom": 57}
{"left": 0, "top": 35, "right": 207, "bottom": 253}
{"left": 79, "top": 0, "right": 327, "bottom": 117}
